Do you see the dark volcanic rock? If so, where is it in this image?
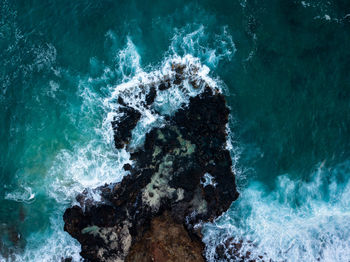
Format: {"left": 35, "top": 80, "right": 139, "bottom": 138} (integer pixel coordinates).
{"left": 214, "top": 238, "right": 265, "bottom": 262}
{"left": 111, "top": 104, "right": 141, "bottom": 149}
{"left": 145, "top": 86, "right": 157, "bottom": 106}
{"left": 63, "top": 63, "right": 239, "bottom": 262}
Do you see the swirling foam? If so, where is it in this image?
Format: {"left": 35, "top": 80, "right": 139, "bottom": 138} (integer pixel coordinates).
{"left": 203, "top": 161, "right": 350, "bottom": 262}
{"left": 5, "top": 187, "right": 35, "bottom": 204}
{"left": 104, "top": 53, "right": 219, "bottom": 149}
{"left": 11, "top": 209, "right": 81, "bottom": 262}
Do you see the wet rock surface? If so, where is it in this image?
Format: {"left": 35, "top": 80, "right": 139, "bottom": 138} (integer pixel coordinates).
{"left": 63, "top": 63, "right": 239, "bottom": 262}
{"left": 214, "top": 238, "right": 264, "bottom": 262}
{"left": 111, "top": 104, "right": 141, "bottom": 149}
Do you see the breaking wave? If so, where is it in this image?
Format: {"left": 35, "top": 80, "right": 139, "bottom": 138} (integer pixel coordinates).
{"left": 203, "top": 161, "right": 350, "bottom": 262}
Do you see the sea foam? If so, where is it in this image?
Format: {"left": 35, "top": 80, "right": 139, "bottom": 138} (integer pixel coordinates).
{"left": 203, "top": 161, "right": 350, "bottom": 262}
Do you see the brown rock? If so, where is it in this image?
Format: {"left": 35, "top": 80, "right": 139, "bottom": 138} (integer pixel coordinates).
{"left": 126, "top": 212, "right": 204, "bottom": 262}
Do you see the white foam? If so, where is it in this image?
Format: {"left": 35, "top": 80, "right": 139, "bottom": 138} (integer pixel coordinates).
{"left": 47, "top": 80, "right": 59, "bottom": 98}
{"left": 301, "top": 1, "right": 311, "bottom": 8}
{"left": 44, "top": 38, "right": 142, "bottom": 203}
{"left": 324, "top": 14, "right": 331, "bottom": 20}
{"left": 11, "top": 209, "right": 81, "bottom": 262}
{"left": 116, "top": 37, "right": 142, "bottom": 81}
{"left": 104, "top": 53, "right": 221, "bottom": 150}
{"left": 46, "top": 142, "right": 130, "bottom": 203}
{"left": 169, "top": 25, "right": 236, "bottom": 68}
{"left": 31, "top": 43, "right": 57, "bottom": 72}
{"left": 203, "top": 161, "right": 350, "bottom": 262}
{"left": 102, "top": 25, "right": 236, "bottom": 151}
{"left": 201, "top": 173, "right": 217, "bottom": 187}
{"left": 5, "top": 186, "right": 35, "bottom": 203}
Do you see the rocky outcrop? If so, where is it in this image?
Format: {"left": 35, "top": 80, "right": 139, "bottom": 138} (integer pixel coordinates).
{"left": 63, "top": 63, "right": 239, "bottom": 261}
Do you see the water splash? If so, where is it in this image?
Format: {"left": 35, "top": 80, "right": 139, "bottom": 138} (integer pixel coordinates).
{"left": 203, "top": 161, "right": 350, "bottom": 262}
{"left": 5, "top": 187, "right": 35, "bottom": 204}
{"left": 169, "top": 25, "right": 236, "bottom": 68}
{"left": 11, "top": 209, "right": 81, "bottom": 262}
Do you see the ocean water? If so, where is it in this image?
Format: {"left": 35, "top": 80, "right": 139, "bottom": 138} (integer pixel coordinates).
{"left": 1, "top": 0, "right": 350, "bottom": 261}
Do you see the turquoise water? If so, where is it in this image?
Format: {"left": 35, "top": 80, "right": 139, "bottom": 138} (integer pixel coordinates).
{"left": 1, "top": 0, "right": 350, "bottom": 261}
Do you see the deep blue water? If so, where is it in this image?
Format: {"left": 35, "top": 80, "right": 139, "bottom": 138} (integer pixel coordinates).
{"left": 1, "top": 0, "right": 350, "bottom": 261}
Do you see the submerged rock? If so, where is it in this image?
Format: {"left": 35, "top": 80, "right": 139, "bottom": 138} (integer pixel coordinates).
{"left": 63, "top": 62, "right": 239, "bottom": 261}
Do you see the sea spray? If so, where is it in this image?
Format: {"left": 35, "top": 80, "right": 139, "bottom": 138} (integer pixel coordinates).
{"left": 203, "top": 161, "right": 350, "bottom": 262}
